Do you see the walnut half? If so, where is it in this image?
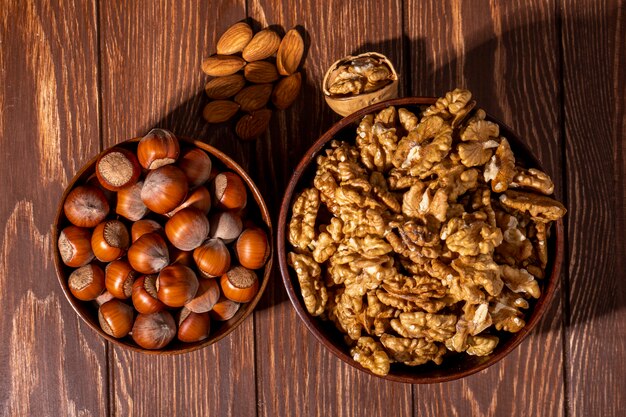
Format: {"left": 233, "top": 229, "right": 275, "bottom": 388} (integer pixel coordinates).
{"left": 288, "top": 252, "right": 327, "bottom": 316}
{"left": 351, "top": 336, "right": 391, "bottom": 376}
{"left": 288, "top": 188, "right": 320, "bottom": 250}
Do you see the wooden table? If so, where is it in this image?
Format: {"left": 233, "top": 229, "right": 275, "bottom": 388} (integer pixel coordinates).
{"left": 1, "top": 0, "right": 624, "bottom": 416}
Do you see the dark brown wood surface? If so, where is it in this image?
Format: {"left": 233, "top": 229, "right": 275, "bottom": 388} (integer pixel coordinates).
{"left": 406, "top": 1, "right": 567, "bottom": 415}
{"left": 0, "top": 0, "right": 623, "bottom": 416}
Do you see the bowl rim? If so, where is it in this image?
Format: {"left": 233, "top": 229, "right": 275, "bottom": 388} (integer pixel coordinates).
{"left": 277, "top": 97, "right": 564, "bottom": 383}
{"left": 53, "top": 136, "right": 273, "bottom": 355}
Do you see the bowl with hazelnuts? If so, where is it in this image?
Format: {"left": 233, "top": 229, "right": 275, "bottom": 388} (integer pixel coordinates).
{"left": 53, "top": 129, "right": 272, "bottom": 353}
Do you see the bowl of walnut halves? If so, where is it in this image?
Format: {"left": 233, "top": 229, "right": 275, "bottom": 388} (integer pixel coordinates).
{"left": 277, "top": 88, "right": 566, "bottom": 383}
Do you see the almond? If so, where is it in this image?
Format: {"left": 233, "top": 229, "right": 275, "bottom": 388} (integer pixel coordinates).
{"left": 271, "top": 72, "right": 302, "bottom": 110}
{"left": 244, "top": 61, "right": 279, "bottom": 84}
{"left": 205, "top": 74, "right": 246, "bottom": 99}
{"left": 236, "top": 109, "right": 272, "bottom": 140}
{"left": 242, "top": 29, "right": 281, "bottom": 62}
{"left": 276, "top": 29, "right": 304, "bottom": 75}
{"left": 202, "top": 100, "right": 240, "bottom": 123}
{"left": 216, "top": 22, "right": 253, "bottom": 55}
{"left": 234, "top": 84, "right": 273, "bottom": 112}
{"left": 201, "top": 55, "right": 246, "bottom": 77}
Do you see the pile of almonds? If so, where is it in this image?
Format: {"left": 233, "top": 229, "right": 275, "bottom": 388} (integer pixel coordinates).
{"left": 201, "top": 22, "right": 304, "bottom": 140}
{"left": 58, "top": 128, "right": 270, "bottom": 349}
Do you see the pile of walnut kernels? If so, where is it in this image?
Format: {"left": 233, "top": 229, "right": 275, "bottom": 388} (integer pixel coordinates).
{"left": 287, "top": 89, "right": 566, "bottom": 376}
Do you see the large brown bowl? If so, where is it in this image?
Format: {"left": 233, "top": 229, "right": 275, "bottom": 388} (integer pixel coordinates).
{"left": 277, "top": 97, "right": 564, "bottom": 383}
{"left": 53, "top": 137, "right": 273, "bottom": 354}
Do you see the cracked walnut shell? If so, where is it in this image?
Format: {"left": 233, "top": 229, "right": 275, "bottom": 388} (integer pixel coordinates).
{"left": 323, "top": 52, "right": 399, "bottom": 116}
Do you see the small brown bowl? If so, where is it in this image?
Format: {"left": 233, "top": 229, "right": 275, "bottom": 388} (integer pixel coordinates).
{"left": 53, "top": 137, "right": 272, "bottom": 354}
{"left": 277, "top": 97, "right": 564, "bottom": 383}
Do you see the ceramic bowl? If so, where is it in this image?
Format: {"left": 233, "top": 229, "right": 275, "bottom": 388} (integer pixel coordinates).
{"left": 277, "top": 97, "right": 563, "bottom": 382}
{"left": 53, "top": 137, "right": 272, "bottom": 354}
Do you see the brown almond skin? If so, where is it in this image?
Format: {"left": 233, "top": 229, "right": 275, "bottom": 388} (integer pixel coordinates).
{"left": 234, "top": 84, "right": 273, "bottom": 112}
{"left": 242, "top": 29, "right": 281, "bottom": 62}
{"left": 205, "top": 74, "right": 246, "bottom": 99}
{"left": 203, "top": 100, "right": 240, "bottom": 123}
{"left": 216, "top": 22, "right": 253, "bottom": 55}
{"left": 236, "top": 109, "right": 272, "bottom": 140}
{"left": 276, "top": 29, "right": 304, "bottom": 75}
{"left": 244, "top": 61, "right": 279, "bottom": 84}
{"left": 271, "top": 72, "right": 302, "bottom": 110}
{"left": 201, "top": 55, "right": 246, "bottom": 77}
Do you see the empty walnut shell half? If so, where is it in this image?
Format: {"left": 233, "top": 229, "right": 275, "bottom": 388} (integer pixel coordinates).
{"left": 322, "top": 52, "right": 399, "bottom": 117}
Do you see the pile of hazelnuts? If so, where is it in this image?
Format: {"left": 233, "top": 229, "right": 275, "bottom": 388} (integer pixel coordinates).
{"left": 57, "top": 129, "right": 269, "bottom": 350}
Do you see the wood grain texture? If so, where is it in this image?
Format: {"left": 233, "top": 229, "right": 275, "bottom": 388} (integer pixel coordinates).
{"left": 248, "top": 0, "right": 407, "bottom": 209}
{"left": 110, "top": 321, "right": 257, "bottom": 416}
{"left": 246, "top": 0, "right": 412, "bottom": 416}
{"left": 1, "top": 0, "right": 624, "bottom": 415}
{"left": 98, "top": 1, "right": 257, "bottom": 416}
{"left": 405, "top": 0, "right": 565, "bottom": 416}
{"left": 0, "top": 0, "right": 108, "bottom": 416}
{"left": 561, "top": 0, "right": 626, "bottom": 415}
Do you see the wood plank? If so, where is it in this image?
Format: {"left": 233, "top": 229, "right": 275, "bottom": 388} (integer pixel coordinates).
{"left": 405, "top": 0, "right": 566, "bottom": 415}
{"left": 247, "top": 1, "right": 413, "bottom": 416}
{"left": 561, "top": 0, "right": 626, "bottom": 415}
{"left": 0, "top": 0, "right": 108, "bottom": 416}
{"left": 98, "top": 1, "right": 258, "bottom": 416}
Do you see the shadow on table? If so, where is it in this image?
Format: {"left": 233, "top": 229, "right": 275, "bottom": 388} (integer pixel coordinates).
{"left": 149, "top": 22, "right": 317, "bottom": 313}
{"left": 149, "top": 12, "right": 624, "bottom": 327}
